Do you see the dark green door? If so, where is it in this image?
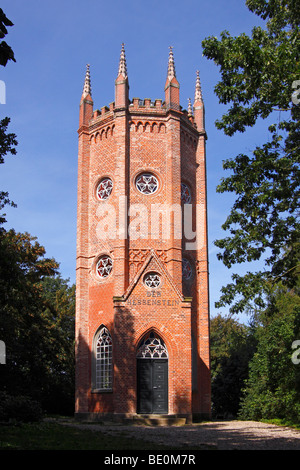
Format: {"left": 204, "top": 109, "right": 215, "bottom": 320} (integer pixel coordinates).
{"left": 137, "top": 359, "right": 168, "bottom": 414}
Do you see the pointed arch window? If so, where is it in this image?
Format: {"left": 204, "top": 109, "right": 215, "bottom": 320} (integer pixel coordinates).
{"left": 181, "top": 182, "right": 192, "bottom": 204}
{"left": 182, "top": 257, "right": 193, "bottom": 280}
{"left": 93, "top": 326, "right": 113, "bottom": 391}
{"left": 137, "top": 331, "right": 168, "bottom": 359}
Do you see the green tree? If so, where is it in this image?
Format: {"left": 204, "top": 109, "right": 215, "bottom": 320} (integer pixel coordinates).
{"left": 238, "top": 281, "right": 300, "bottom": 422}
{"left": 210, "top": 314, "right": 256, "bottom": 417}
{"left": 0, "top": 229, "right": 76, "bottom": 414}
{"left": 0, "top": 8, "right": 17, "bottom": 223}
{"left": 39, "top": 276, "right": 75, "bottom": 414}
{"left": 0, "top": 117, "right": 17, "bottom": 224}
{"left": 202, "top": 0, "right": 300, "bottom": 314}
{"left": 0, "top": 230, "right": 59, "bottom": 394}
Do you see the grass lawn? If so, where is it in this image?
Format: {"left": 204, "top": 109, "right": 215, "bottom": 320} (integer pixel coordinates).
{"left": 0, "top": 421, "right": 165, "bottom": 450}
{"left": 0, "top": 420, "right": 197, "bottom": 451}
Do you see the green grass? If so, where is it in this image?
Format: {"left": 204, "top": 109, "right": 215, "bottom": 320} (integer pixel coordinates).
{"left": 0, "top": 422, "right": 168, "bottom": 450}
{"left": 260, "top": 418, "right": 300, "bottom": 431}
{"left": 0, "top": 420, "right": 207, "bottom": 451}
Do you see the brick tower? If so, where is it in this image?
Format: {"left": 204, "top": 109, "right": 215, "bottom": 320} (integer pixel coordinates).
{"left": 75, "top": 45, "right": 211, "bottom": 422}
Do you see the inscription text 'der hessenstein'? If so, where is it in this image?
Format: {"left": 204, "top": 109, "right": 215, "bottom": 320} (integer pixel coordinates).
{"left": 125, "top": 290, "right": 180, "bottom": 307}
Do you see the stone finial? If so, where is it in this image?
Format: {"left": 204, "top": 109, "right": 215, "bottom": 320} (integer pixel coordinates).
{"left": 167, "top": 46, "right": 176, "bottom": 80}
{"left": 118, "top": 43, "right": 128, "bottom": 78}
{"left": 194, "top": 70, "right": 203, "bottom": 103}
{"left": 82, "top": 64, "right": 92, "bottom": 98}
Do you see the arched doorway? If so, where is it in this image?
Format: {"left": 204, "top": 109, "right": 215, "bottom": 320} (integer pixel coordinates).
{"left": 136, "top": 331, "right": 168, "bottom": 414}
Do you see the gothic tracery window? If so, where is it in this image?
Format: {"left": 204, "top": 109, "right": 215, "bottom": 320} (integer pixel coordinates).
{"left": 182, "top": 257, "right": 193, "bottom": 280}
{"left": 136, "top": 331, "right": 168, "bottom": 359}
{"left": 94, "top": 326, "right": 113, "bottom": 390}
{"left": 135, "top": 173, "right": 159, "bottom": 195}
{"left": 97, "top": 177, "right": 113, "bottom": 200}
{"left": 181, "top": 182, "right": 192, "bottom": 204}
{"left": 144, "top": 272, "right": 161, "bottom": 288}
{"left": 96, "top": 255, "right": 113, "bottom": 279}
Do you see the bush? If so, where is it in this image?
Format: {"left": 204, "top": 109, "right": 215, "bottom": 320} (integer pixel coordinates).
{"left": 0, "top": 392, "right": 43, "bottom": 423}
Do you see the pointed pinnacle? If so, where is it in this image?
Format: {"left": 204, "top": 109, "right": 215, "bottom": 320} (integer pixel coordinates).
{"left": 188, "top": 98, "right": 193, "bottom": 116}
{"left": 167, "top": 46, "right": 176, "bottom": 80}
{"left": 82, "top": 64, "right": 92, "bottom": 98}
{"left": 118, "top": 43, "right": 128, "bottom": 78}
{"left": 194, "top": 70, "right": 203, "bottom": 103}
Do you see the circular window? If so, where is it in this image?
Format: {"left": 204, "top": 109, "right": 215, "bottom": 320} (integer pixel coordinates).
{"left": 97, "top": 177, "right": 113, "bottom": 201}
{"left": 182, "top": 258, "right": 193, "bottom": 280}
{"left": 96, "top": 255, "right": 113, "bottom": 279}
{"left": 181, "top": 183, "right": 192, "bottom": 204}
{"left": 144, "top": 272, "right": 161, "bottom": 288}
{"left": 135, "top": 173, "right": 159, "bottom": 195}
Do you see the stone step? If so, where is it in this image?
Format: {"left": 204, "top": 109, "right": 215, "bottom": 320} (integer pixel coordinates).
{"left": 123, "top": 414, "right": 187, "bottom": 426}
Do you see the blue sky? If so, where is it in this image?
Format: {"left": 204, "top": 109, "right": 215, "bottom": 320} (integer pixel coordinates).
{"left": 0, "top": 0, "right": 268, "bottom": 322}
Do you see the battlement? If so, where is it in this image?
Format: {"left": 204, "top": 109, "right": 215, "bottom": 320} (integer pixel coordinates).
{"left": 88, "top": 97, "right": 196, "bottom": 133}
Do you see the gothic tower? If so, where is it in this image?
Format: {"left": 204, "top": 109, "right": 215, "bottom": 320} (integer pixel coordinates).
{"left": 75, "top": 45, "right": 211, "bottom": 422}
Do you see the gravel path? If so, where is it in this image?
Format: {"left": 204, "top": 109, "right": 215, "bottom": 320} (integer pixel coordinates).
{"left": 62, "top": 420, "right": 300, "bottom": 450}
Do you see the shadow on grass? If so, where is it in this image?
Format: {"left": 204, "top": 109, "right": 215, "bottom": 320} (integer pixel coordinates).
{"left": 0, "top": 421, "right": 211, "bottom": 451}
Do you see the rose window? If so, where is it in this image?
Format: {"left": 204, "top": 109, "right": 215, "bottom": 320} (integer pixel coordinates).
{"left": 97, "top": 177, "right": 113, "bottom": 200}
{"left": 96, "top": 255, "right": 113, "bottom": 279}
{"left": 144, "top": 272, "right": 161, "bottom": 288}
{"left": 181, "top": 183, "right": 191, "bottom": 204}
{"left": 135, "top": 173, "right": 159, "bottom": 195}
{"left": 182, "top": 257, "right": 193, "bottom": 280}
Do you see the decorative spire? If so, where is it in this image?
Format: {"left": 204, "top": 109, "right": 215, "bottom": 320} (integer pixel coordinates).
{"left": 82, "top": 64, "right": 91, "bottom": 98}
{"left": 188, "top": 97, "right": 193, "bottom": 116}
{"left": 167, "top": 46, "right": 176, "bottom": 80}
{"left": 194, "top": 70, "right": 203, "bottom": 103}
{"left": 118, "top": 43, "right": 128, "bottom": 78}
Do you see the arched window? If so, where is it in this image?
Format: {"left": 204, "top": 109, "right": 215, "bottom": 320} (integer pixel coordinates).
{"left": 92, "top": 326, "right": 113, "bottom": 391}
{"left": 136, "top": 331, "right": 168, "bottom": 359}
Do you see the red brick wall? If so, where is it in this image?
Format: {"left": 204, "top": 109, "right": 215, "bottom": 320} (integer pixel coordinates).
{"left": 75, "top": 61, "right": 211, "bottom": 419}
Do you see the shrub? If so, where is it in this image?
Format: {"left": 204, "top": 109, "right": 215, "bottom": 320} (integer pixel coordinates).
{"left": 0, "top": 392, "right": 43, "bottom": 423}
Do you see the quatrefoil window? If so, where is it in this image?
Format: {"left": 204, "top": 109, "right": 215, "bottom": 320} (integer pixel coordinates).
{"left": 96, "top": 255, "right": 113, "bottom": 279}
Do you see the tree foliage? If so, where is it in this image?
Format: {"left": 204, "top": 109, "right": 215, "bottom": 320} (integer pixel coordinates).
{"left": 202, "top": 0, "right": 300, "bottom": 313}
{"left": 0, "top": 117, "right": 18, "bottom": 224}
{"left": 210, "top": 315, "right": 256, "bottom": 417}
{"left": 0, "top": 191, "right": 76, "bottom": 416}
{"left": 238, "top": 281, "right": 300, "bottom": 422}
{"left": 0, "top": 8, "right": 15, "bottom": 66}
{"left": 0, "top": 8, "right": 18, "bottom": 223}
{"left": 0, "top": 229, "right": 75, "bottom": 414}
